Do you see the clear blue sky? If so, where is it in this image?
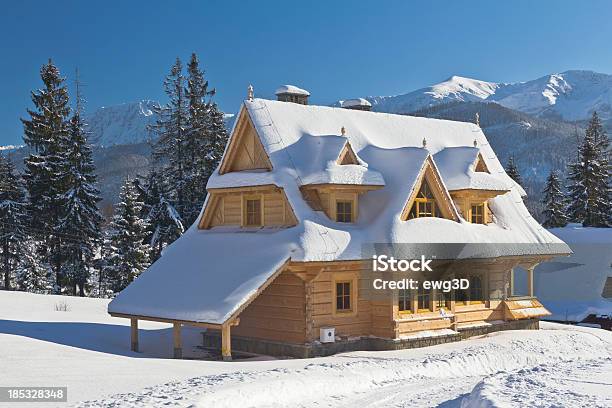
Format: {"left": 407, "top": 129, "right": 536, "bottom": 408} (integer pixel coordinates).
{"left": 1, "top": 0, "right": 612, "bottom": 145}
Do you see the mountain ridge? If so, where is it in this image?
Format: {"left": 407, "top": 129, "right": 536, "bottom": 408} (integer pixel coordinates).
{"left": 345, "top": 70, "right": 612, "bottom": 122}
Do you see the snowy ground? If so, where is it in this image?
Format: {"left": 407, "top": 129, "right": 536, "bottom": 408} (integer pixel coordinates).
{"left": 1, "top": 292, "right": 611, "bottom": 407}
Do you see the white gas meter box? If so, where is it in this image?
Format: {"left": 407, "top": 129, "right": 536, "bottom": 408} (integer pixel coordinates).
{"left": 320, "top": 327, "right": 335, "bottom": 343}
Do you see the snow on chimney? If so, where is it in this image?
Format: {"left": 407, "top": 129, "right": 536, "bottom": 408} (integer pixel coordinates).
{"left": 341, "top": 98, "right": 372, "bottom": 111}
{"left": 275, "top": 85, "right": 310, "bottom": 105}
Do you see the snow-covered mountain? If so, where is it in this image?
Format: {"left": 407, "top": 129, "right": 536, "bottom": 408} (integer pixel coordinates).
{"left": 348, "top": 70, "right": 612, "bottom": 121}
{"left": 84, "top": 100, "right": 236, "bottom": 147}
{"left": 85, "top": 100, "right": 159, "bottom": 147}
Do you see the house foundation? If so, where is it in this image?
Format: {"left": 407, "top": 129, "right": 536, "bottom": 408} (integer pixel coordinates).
{"left": 202, "top": 318, "right": 540, "bottom": 359}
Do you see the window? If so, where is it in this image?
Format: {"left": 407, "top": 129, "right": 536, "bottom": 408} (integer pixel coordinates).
{"left": 455, "top": 285, "right": 468, "bottom": 305}
{"left": 408, "top": 181, "right": 438, "bottom": 219}
{"left": 417, "top": 285, "right": 431, "bottom": 312}
{"left": 336, "top": 200, "right": 353, "bottom": 223}
{"left": 398, "top": 288, "right": 412, "bottom": 313}
{"left": 455, "top": 275, "right": 484, "bottom": 305}
{"left": 470, "top": 203, "right": 485, "bottom": 224}
{"left": 436, "top": 290, "right": 451, "bottom": 310}
{"left": 245, "top": 198, "right": 262, "bottom": 226}
{"left": 470, "top": 276, "right": 483, "bottom": 304}
{"left": 335, "top": 281, "right": 352, "bottom": 312}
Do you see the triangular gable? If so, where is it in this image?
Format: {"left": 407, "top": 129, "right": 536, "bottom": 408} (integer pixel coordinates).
{"left": 401, "top": 156, "right": 459, "bottom": 222}
{"left": 337, "top": 141, "right": 360, "bottom": 165}
{"left": 219, "top": 107, "right": 272, "bottom": 174}
{"left": 474, "top": 152, "right": 490, "bottom": 173}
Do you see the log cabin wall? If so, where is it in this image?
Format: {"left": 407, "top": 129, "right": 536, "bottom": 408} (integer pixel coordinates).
{"left": 232, "top": 270, "right": 307, "bottom": 344}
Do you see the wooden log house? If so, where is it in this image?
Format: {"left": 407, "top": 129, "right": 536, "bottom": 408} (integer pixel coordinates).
{"left": 109, "top": 85, "right": 570, "bottom": 360}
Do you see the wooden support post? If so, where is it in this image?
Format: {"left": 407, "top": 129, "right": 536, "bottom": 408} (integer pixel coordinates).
{"left": 509, "top": 268, "right": 515, "bottom": 298}
{"left": 130, "top": 318, "right": 139, "bottom": 352}
{"left": 527, "top": 266, "right": 535, "bottom": 298}
{"left": 221, "top": 323, "right": 232, "bottom": 361}
{"left": 173, "top": 322, "right": 182, "bottom": 359}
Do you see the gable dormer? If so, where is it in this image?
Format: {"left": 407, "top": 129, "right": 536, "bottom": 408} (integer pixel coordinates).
{"left": 401, "top": 156, "right": 459, "bottom": 222}
{"left": 336, "top": 141, "right": 360, "bottom": 165}
{"left": 218, "top": 108, "right": 272, "bottom": 174}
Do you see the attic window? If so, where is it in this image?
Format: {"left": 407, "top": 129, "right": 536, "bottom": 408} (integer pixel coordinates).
{"left": 244, "top": 197, "right": 262, "bottom": 226}
{"left": 408, "top": 181, "right": 439, "bottom": 219}
{"left": 336, "top": 201, "right": 353, "bottom": 223}
{"left": 470, "top": 203, "right": 485, "bottom": 224}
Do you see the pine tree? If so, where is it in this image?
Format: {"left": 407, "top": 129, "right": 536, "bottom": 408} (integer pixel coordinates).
{"left": 21, "top": 59, "right": 71, "bottom": 293}
{"left": 150, "top": 58, "right": 189, "bottom": 217}
{"left": 103, "top": 177, "right": 151, "bottom": 293}
{"left": 0, "top": 155, "right": 28, "bottom": 290}
{"left": 134, "top": 171, "right": 183, "bottom": 262}
{"left": 182, "top": 53, "right": 229, "bottom": 225}
{"left": 56, "top": 76, "right": 104, "bottom": 296}
{"left": 15, "top": 239, "right": 49, "bottom": 293}
{"left": 541, "top": 170, "right": 568, "bottom": 228}
{"left": 505, "top": 155, "right": 523, "bottom": 186}
{"left": 566, "top": 112, "right": 610, "bottom": 227}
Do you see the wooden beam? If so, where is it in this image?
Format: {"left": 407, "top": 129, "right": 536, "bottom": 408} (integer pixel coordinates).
{"left": 509, "top": 268, "right": 515, "bottom": 298}
{"left": 527, "top": 265, "right": 536, "bottom": 297}
{"left": 221, "top": 323, "right": 232, "bottom": 361}
{"left": 108, "top": 312, "right": 223, "bottom": 330}
{"left": 173, "top": 322, "right": 182, "bottom": 359}
{"left": 130, "top": 318, "right": 139, "bottom": 352}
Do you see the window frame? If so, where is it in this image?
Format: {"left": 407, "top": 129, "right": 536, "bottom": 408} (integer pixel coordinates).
{"left": 243, "top": 194, "right": 263, "bottom": 227}
{"left": 470, "top": 202, "right": 485, "bottom": 224}
{"left": 332, "top": 273, "right": 358, "bottom": 316}
{"left": 417, "top": 285, "right": 432, "bottom": 313}
{"left": 335, "top": 200, "right": 354, "bottom": 223}
{"left": 398, "top": 288, "right": 413, "bottom": 315}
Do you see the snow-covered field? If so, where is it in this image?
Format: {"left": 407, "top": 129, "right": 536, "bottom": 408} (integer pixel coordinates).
{"left": 1, "top": 291, "right": 611, "bottom": 407}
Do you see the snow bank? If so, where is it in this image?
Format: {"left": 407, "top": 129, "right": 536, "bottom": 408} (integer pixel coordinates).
{"left": 535, "top": 225, "right": 612, "bottom": 322}
{"left": 77, "top": 322, "right": 612, "bottom": 407}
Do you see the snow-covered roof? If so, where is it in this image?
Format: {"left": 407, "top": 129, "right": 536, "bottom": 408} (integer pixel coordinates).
{"left": 341, "top": 98, "right": 372, "bottom": 108}
{"left": 109, "top": 98, "right": 570, "bottom": 324}
{"left": 275, "top": 85, "right": 310, "bottom": 96}
{"left": 434, "top": 147, "right": 511, "bottom": 191}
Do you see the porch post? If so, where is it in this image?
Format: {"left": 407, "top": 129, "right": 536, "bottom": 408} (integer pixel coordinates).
{"left": 173, "top": 322, "right": 182, "bottom": 359}
{"left": 527, "top": 266, "right": 535, "bottom": 297}
{"left": 221, "top": 323, "right": 232, "bottom": 361}
{"left": 130, "top": 318, "right": 139, "bottom": 352}
{"left": 509, "top": 268, "right": 515, "bottom": 297}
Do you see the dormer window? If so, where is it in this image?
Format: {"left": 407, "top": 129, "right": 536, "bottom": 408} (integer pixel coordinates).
{"left": 244, "top": 197, "right": 262, "bottom": 226}
{"left": 470, "top": 203, "right": 485, "bottom": 224}
{"left": 408, "top": 181, "right": 438, "bottom": 219}
{"left": 336, "top": 200, "right": 353, "bottom": 223}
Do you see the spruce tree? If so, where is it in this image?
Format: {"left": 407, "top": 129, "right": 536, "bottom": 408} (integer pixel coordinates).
{"left": 56, "top": 79, "right": 104, "bottom": 296}
{"left": 0, "top": 155, "right": 28, "bottom": 290}
{"left": 566, "top": 112, "right": 610, "bottom": 227}
{"left": 150, "top": 58, "right": 189, "bottom": 217}
{"left": 16, "top": 239, "right": 49, "bottom": 293}
{"left": 541, "top": 170, "right": 568, "bottom": 228}
{"left": 135, "top": 171, "right": 183, "bottom": 262}
{"left": 182, "top": 53, "right": 229, "bottom": 225}
{"left": 103, "top": 177, "right": 151, "bottom": 293}
{"left": 21, "top": 59, "right": 71, "bottom": 293}
{"left": 505, "top": 155, "right": 523, "bottom": 186}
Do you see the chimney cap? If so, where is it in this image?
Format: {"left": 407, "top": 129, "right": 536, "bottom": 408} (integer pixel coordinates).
{"left": 341, "top": 98, "right": 372, "bottom": 108}
{"left": 275, "top": 84, "right": 310, "bottom": 96}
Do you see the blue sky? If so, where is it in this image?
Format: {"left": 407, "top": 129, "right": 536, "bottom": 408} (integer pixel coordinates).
{"left": 1, "top": 0, "right": 612, "bottom": 145}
